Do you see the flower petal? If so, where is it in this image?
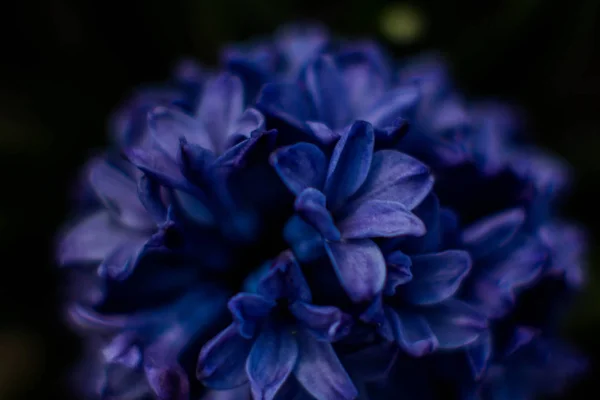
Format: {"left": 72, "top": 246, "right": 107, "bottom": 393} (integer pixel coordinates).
{"left": 461, "top": 208, "right": 526, "bottom": 259}
{"left": 270, "top": 143, "right": 327, "bottom": 195}
{"left": 384, "top": 251, "right": 413, "bottom": 296}
{"left": 144, "top": 363, "right": 189, "bottom": 400}
{"left": 197, "top": 73, "right": 244, "bottom": 153}
{"left": 373, "top": 118, "right": 410, "bottom": 149}
{"left": 216, "top": 129, "right": 278, "bottom": 168}
{"left": 294, "top": 330, "right": 358, "bottom": 400}
{"left": 246, "top": 327, "right": 299, "bottom": 400}
{"left": 257, "top": 251, "right": 312, "bottom": 303}
{"left": 88, "top": 159, "right": 153, "bottom": 229}
{"left": 201, "top": 386, "right": 251, "bottom": 400}
{"left": 283, "top": 215, "right": 327, "bottom": 263}
{"left": 336, "top": 49, "right": 388, "bottom": 117}
{"left": 466, "top": 330, "right": 492, "bottom": 379}
{"left": 276, "top": 23, "right": 329, "bottom": 78}
{"left": 338, "top": 200, "right": 426, "bottom": 239}
{"left": 228, "top": 293, "right": 276, "bottom": 339}
{"left": 325, "top": 120, "right": 375, "bottom": 211}
{"left": 197, "top": 324, "right": 252, "bottom": 389}
{"left": 399, "top": 193, "right": 442, "bottom": 254}
{"left": 303, "top": 55, "right": 350, "bottom": 129}
{"left": 58, "top": 211, "right": 143, "bottom": 265}
{"left": 485, "top": 238, "right": 548, "bottom": 291}
{"left": 325, "top": 239, "right": 386, "bottom": 302}
{"left": 231, "top": 108, "right": 265, "bottom": 140}
{"left": 97, "top": 238, "right": 145, "bottom": 280}
{"left": 359, "top": 84, "right": 420, "bottom": 127}
{"left": 125, "top": 147, "right": 196, "bottom": 194}
{"left": 137, "top": 175, "right": 168, "bottom": 223}
{"left": 385, "top": 307, "right": 438, "bottom": 357}
{"left": 538, "top": 222, "right": 587, "bottom": 288}
{"left": 256, "top": 83, "right": 315, "bottom": 131}
{"left": 294, "top": 188, "right": 340, "bottom": 241}
{"left": 148, "top": 106, "right": 214, "bottom": 157}
{"left": 290, "top": 301, "right": 352, "bottom": 342}
{"left": 351, "top": 150, "right": 433, "bottom": 210}
{"left": 306, "top": 121, "right": 341, "bottom": 146}
{"left": 422, "top": 299, "right": 488, "bottom": 349}
{"left": 402, "top": 250, "right": 472, "bottom": 305}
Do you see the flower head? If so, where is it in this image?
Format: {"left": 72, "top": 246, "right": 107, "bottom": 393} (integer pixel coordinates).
{"left": 57, "top": 23, "right": 587, "bottom": 400}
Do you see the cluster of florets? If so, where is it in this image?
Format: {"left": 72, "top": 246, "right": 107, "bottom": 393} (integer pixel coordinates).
{"left": 58, "top": 24, "right": 586, "bottom": 400}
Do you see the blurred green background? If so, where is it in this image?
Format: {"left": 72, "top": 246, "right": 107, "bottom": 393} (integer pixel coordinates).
{"left": 0, "top": 0, "right": 598, "bottom": 398}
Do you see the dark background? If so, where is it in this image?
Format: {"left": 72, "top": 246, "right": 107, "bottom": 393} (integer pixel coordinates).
{"left": 0, "top": 0, "right": 598, "bottom": 398}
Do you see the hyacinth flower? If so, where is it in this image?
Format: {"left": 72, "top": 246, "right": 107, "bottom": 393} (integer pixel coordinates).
{"left": 358, "top": 193, "right": 488, "bottom": 360}
{"left": 272, "top": 120, "right": 432, "bottom": 302}
{"left": 57, "top": 23, "right": 587, "bottom": 400}
{"left": 198, "top": 252, "right": 357, "bottom": 400}
{"left": 467, "top": 327, "right": 587, "bottom": 400}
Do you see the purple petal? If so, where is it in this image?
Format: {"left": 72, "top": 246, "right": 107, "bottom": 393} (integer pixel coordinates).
{"left": 201, "top": 386, "right": 251, "bottom": 400}
{"left": 351, "top": 150, "right": 433, "bottom": 210}
{"left": 336, "top": 50, "right": 387, "bottom": 116}
{"left": 197, "top": 324, "right": 252, "bottom": 389}
{"left": 88, "top": 159, "right": 153, "bottom": 230}
{"left": 125, "top": 147, "right": 195, "bottom": 194}
{"left": 466, "top": 330, "right": 492, "bottom": 379}
{"left": 294, "top": 330, "right": 358, "bottom": 400}
{"left": 325, "top": 121, "right": 375, "bottom": 211}
{"left": 144, "top": 363, "right": 189, "bottom": 400}
{"left": 137, "top": 175, "right": 168, "bottom": 223}
{"left": 304, "top": 55, "right": 350, "bottom": 129}
{"left": 270, "top": 143, "right": 327, "bottom": 195}
{"left": 465, "top": 277, "right": 515, "bottom": 319}
{"left": 230, "top": 108, "right": 265, "bottom": 140}
{"left": 246, "top": 327, "right": 299, "bottom": 400}
{"left": 67, "top": 304, "right": 128, "bottom": 331}
{"left": 294, "top": 188, "right": 340, "bottom": 241}
{"left": 110, "top": 87, "right": 184, "bottom": 149}
{"left": 103, "top": 333, "right": 142, "bottom": 368}
{"left": 58, "top": 211, "right": 144, "bottom": 265}
{"left": 509, "top": 148, "right": 571, "bottom": 195}
{"left": 228, "top": 293, "right": 276, "bottom": 339}
{"left": 97, "top": 238, "right": 145, "bottom": 280}
{"left": 422, "top": 299, "right": 488, "bottom": 349}
{"left": 283, "top": 215, "right": 327, "bottom": 263}
{"left": 177, "top": 138, "right": 217, "bottom": 186}
{"left": 257, "top": 251, "right": 312, "bottom": 303}
{"left": 384, "top": 251, "right": 413, "bottom": 296}
{"left": 216, "top": 129, "right": 278, "bottom": 168}
{"left": 275, "top": 23, "right": 329, "bottom": 78}
{"left": 256, "top": 83, "right": 315, "bottom": 131}
{"left": 504, "top": 326, "right": 539, "bottom": 356}
{"left": 148, "top": 106, "right": 213, "bottom": 157}
{"left": 461, "top": 208, "right": 526, "bottom": 259}
{"left": 403, "top": 250, "right": 472, "bottom": 305}
{"left": 197, "top": 73, "right": 244, "bottom": 153}
{"left": 385, "top": 307, "right": 438, "bottom": 357}
{"left": 290, "top": 301, "right": 352, "bottom": 342}
{"left": 400, "top": 193, "right": 442, "bottom": 254}
{"left": 306, "top": 121, "right": 341, "bottom": 146}
{"left": 374, "top": 118, "right": 410, "bottom": 149}
{"left": 325, "top": 239, "right": 386, "bottom": 302}
{"left": 486, "top": 238, "right": 548, "bottom": 291}
{"left": 538, "top": 222, "right": 587, "bottom": 288}
{"left": 359, "top": 85, "right": 420, "bottom": 127}
{"left": 338, "top": 200, "right": 426, "bottom": 239}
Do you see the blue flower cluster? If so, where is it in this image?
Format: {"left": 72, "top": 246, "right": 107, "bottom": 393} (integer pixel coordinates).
{"left": 58, "top": 24, "right": 587, "bottom": 400}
